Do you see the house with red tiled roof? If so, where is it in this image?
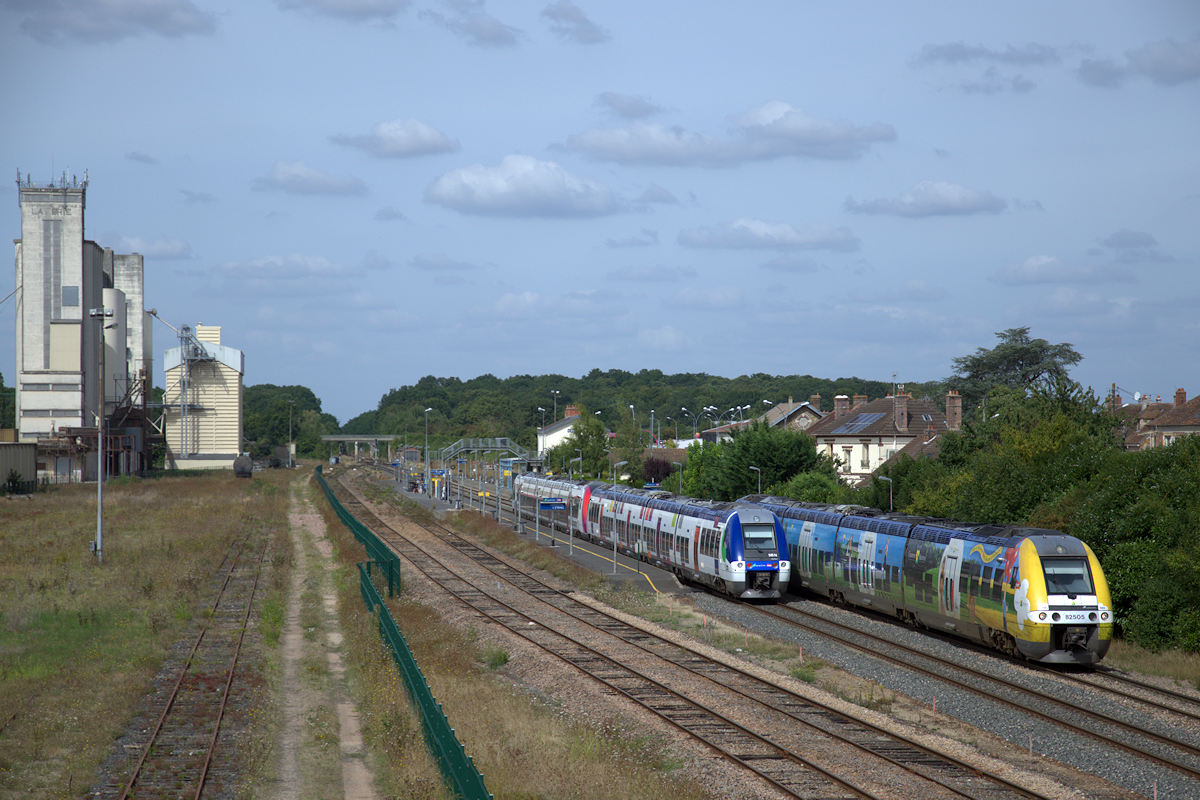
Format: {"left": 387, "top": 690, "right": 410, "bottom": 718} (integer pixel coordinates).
{"left": 1136, "top": 388, "right": 1200, "bottom": 449}
{"left": 804, "top": 391, "right": 963, "bottom": 485}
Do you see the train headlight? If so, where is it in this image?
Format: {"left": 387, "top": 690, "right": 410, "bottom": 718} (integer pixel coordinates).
{"left": 1089, "top": 612, "right": 1097, "bottom": 621}
{"left": 1101, "top": 612, "right": 1110, "bottom": 621}
{"left": 733, "top": 561, "right": 744, "bottom": 570}
{"left": 1052, "top": 612, "right": 1060, "bottom": 622}
{"left": 780, "top": 561, "right": 789, "bottom": 570}
{"left": 1038, "top": 612, "right": 1047, "bottom": 621}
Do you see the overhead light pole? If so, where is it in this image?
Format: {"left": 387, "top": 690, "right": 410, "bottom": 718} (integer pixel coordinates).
{"left": 89, "top": 307, "right": 113, "bottom": 565}
{"left": 424, "top": 407, "right": 433, "bottom": 495}
{"left": 680, "top": 407, "right": 698, "bottom": 438}
{"left": 551, "top": 389, "right": 560, "bottom": 421}
{"left": 537, "top": 406, "right": 546, "bottom": 454}
{"left": 749, "top": 465, "right": 762, "bottom": 495}
{"left": 878, "top": 475, "right": 894, "bottom": 512}
{"left": 612, "top": 460, "right": 628, "bottom": 573}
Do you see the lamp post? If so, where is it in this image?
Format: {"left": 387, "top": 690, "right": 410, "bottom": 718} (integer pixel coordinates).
{"left": 650, "top": 409, "right": 655, "bottom": 447}
{"left": 629, "top": 404, "right": 636, "bottom": 446}
{"left": 680, "top": 407, "right": 698, "bottom": 438}
{"left": 612, "top": 460, "right": 628, "bottom": 573}
{"left": 424, "top": 407, "right": 432, "bottom": 496}
{"left": 287, "top": 399, "right": 295, "bottom": 468}
{"left": 575, "top": 448, "right": 582, "bottom": 476}
{"left": 537, "top": 406, "right": 546, "bottom": 454}
{"left": 551, "top": 389, "right": 560, "bottom": 421}
{"left": 664, "top": 416, "right": 673, "bottom": 442}
{"left": 748, "top": 465, "right": 761, "bottom": 495}
{"left": 89, "top": 307, "right": 114, "bottom": 565}
{"left": 878, "top": 475, "right": 894, "bottom": 512}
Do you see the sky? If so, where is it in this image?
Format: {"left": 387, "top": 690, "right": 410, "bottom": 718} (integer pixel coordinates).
{"left": 2, "top": 1, "right": 1198, "bottom": 424}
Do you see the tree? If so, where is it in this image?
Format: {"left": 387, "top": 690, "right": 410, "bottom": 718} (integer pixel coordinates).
{"left": 544, "top": 406, "right": 609, "bottom": 478}
{"left": 949, "top": 326, "right": 1082, "bottom": 414}
{"left": 0, "top": 372, "right": 13, "bottom": 430}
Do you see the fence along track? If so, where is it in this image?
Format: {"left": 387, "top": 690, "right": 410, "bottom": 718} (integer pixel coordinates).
{"left": 91, "top": 536, "right": 267, "bottom": 800}
{"left": 336, "top": 474, "right": 1058, "bottom": 800}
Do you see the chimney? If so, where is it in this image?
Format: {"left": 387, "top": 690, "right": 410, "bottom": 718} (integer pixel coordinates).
{"left": 945, "top": 391, "right": 962, "bottom": 432}
{"left": 894, "top": 393, "right": 909, "bottom": 433}
{"left": 852, "top": 394, "right": 867, "bottom": 408}
{"left": 833, "top": 394, "right": 850, "bottom": 419}
{"left": 1175, "top": 388, "right": 1187, "bottom": 407}
{"left": 809, "top": 393, "right": 821, "bottom": 412}
{"left": 1109, "top": 393, "right": 1122, "bottom": 413}
{"left": 564, "top": 404, "right": 580, "bottom": 419}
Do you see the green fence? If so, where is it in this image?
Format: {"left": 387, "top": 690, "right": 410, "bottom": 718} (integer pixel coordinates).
{"left": 314, "top": 466, "right": 492, "bottom": 800}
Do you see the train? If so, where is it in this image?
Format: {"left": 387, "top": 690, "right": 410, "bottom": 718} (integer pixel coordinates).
{"left": 513, "top": 474, "right": 790, "bottom": 599}
{"left": 743, "top": 495, "right": 1114, "bottom": 665}
{"left": 508, "top": 471, "right": 1112, "bottom": 664}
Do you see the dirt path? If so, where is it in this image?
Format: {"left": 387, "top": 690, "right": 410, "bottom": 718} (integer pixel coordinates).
{"left": 271, "top": 475, "right": 379, "bottom": 800}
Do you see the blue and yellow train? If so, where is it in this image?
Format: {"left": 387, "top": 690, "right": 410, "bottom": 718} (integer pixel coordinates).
{"left": 743, "top": 495, "right": 1113, "bottom": 665}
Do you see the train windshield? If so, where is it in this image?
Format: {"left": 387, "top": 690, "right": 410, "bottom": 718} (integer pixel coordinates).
{"left": 1042, "top": 558, "right": 1094, "bottom": 595}
{"left": 741, "top": 523, "right": 779, "bottom": 559}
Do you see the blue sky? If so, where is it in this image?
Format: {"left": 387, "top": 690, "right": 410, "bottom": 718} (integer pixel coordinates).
{"left": 2, "top": 0, "right": 1198, "bottom": 424}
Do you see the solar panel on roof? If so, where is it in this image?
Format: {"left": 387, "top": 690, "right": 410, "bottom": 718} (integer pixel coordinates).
{"left": 830, "top": 412, "right": 885, "bottom": 434}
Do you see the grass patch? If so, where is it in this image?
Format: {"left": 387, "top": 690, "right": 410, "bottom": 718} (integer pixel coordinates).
{"left": 1103, "top": 638, "right": 1200, "bottom": 689}
{"left": 0, "top": 468, "right": 293, "bottom": 798}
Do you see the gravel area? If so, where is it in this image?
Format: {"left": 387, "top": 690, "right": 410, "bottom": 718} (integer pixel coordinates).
{"left": 693, "top": 592, "right": 1198, "bottom": 800}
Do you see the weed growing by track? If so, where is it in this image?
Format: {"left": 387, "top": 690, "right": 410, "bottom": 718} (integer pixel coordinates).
{"left": 0, "top": 468, "right": 292, "bottom": 797}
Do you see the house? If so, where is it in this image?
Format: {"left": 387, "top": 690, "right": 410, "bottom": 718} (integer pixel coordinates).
{"left": 804, "top": 391, "right": 962, "bottom": 485}
{"left": 536, "top": 404, "right": 582, "bottom": 456}
{"left": 1136, "top": 388, "right": 1200, "bottom": 449}
{"left": 699, "top": 394, "right": 825, "bottom": 444}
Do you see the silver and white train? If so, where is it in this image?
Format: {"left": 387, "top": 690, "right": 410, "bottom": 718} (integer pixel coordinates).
{"left": 513, "top": 474, "right": 790, "bottom": 599}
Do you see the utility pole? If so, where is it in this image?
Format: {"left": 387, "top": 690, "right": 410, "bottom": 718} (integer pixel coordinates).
{"left": 89, "top": 307, "right": 114, "bottom": 565}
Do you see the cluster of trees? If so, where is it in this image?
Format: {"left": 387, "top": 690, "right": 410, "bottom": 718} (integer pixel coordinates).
{"left": 342, "top": 369, "right": 896, "bottom": 454}
{"left": 242, "top": 384, "right": 339, "bottom": 459}
{"left": 0, "top": 372, "right": 13, "bottom": 429}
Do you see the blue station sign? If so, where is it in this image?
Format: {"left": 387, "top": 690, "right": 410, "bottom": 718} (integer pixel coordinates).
{"left": 539, "top": 497, "right": 567, "bottom": 511}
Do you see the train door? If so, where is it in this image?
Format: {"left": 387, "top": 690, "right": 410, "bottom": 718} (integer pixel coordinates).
{"left": 798, "top": 520, "right": 815, "bottom": 580}
{"left": 938, "top": 538, "right": 965, "bottom": 619}
{"left": 856, "top": 531, "right": 877, "bottom": 595}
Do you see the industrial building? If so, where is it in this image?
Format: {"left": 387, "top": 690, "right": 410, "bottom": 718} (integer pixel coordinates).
{"left": 11, "top": 172, "right": 154, "bottom": 480}
{"left": 11, "top": 173, "right": 246, "bottom": 479}
{"left": 161, "top": 323, "right": 244, "bottom": 469}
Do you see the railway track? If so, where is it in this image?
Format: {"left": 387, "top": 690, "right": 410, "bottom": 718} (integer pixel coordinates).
{"left": 90, "top": 536, "right": 268, "bottom": 800}
{"left": 337, "top": 471, "right": 1068, "bottom": 800}
{"left": 741, "top": 600, "right": 1200, "bottom": 789}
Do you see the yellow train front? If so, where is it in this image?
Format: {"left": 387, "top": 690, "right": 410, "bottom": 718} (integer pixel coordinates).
{"left": 1003, "top": 532, "right": 1113, "bottom": 664}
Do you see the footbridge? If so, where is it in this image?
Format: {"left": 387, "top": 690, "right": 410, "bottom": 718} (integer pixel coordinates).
{"left": 437, "top": 437, "right": 529, "bottom": 462}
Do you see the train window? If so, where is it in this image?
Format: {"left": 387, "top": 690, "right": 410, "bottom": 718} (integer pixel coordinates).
{"left": 742, "top": 523, "right": 778, "bottom": 558}
{"left": 1043, "top": 558, "right": 1094, "bottom": 595}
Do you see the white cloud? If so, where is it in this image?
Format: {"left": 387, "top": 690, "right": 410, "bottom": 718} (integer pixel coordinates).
{"left": 425, "top": 154, "right": 620, "bottom": 217}
{"left": 605, "top": 228, "right": 658, "bottom": 248}
{"left": 960, "top": 66, "right": 1036, "bottom": 94}
{"left": 636, "top": 184, "right": 678, "bottom": 206}
{"left": 6, "top": 0, "right": 216, "bottom": 42}
{"left": 845, "top": 180, "right": 1005, "bottom": 217}
{"left": 761, "top": 254, "right": 821, "bottom": 274}
{"left": 595, "top": 92, "right": 661, "bottom": 119}
{"left": 375, "top": 206, "right": 406, "bottom": 221}
{"left": 991, "top": 254, "right": 1135, "bottom": 285}
{"left": 252, "top": 161, "right": 367, "bottom": 195}
{"left": 419, "top": 0, "right": 520, "bottom": 47}
{"left": 567, "top": 101, "right": 895, "bottom": 166}
{"left": 912, "top": 41, "right": 1060, "bottom": 67}
{"left": 276, "top": 0, "right": 410, "bottom": 22}
{"left": 409, "top": 254, "right": 481, "bottom": 272}
{"left": 679, "top": 218, "right": 859, "bottom": 251}
{"left": 330, "top": 119, "right": 459, "bottom": 158}
{"left": 637, "top": 325, "right": 684, "bottom": 351}
{"left": 111, "top": 235, "right": 192, "bottom": 259}
{"left": 1126, "top": 37, "right": 1200, "bottom": 86}
{"left": 542, "top": 1, "right": 608, "bottom": 44}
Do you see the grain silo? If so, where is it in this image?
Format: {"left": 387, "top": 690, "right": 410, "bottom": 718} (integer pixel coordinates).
{"left": 161, "top": 323, "right": 243, "bottom": 469}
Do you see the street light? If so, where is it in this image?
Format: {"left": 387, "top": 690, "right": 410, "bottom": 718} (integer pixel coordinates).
{"left": 613, "top": 459, "right": 628, "bottom": 485}
{"left": 629, "top": 404, "right": 636, "bottom": 446}
{"left": 748, "top": 465, "right": 762, "bottom": 495}
{"left": 551, "top": 389, "right": 560, "bottom": 421}
{"left": 569, "top": 456, "right": 581, "bottom": 478}
{"left": 537, "top": 406, "right": 546, "bottom": 453}
{"left": 680, "top": 407, "right": 698, "bottom": 437}
{"left": 611, "top": 460, "right": 628, "bottom": 573}
{"left": 877, "top": 475, "right": 894, "bottom": 512}
{"left": 424, "top": 407, "right": 433, "bottom": 496}
{"left": 89, "top": 306, "right": 114, "bottom": 565}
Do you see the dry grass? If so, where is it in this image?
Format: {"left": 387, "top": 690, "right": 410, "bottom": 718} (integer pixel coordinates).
{"left": 318, "top": 471, "right": 709, "bottom": 800}
{"left": 0, "top": 468, "right": 292, "bottom": 798}
{"left": 1103, "top": 638, "right": 1200, "bottom": 689}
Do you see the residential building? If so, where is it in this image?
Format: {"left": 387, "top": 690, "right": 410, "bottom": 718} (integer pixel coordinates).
{"left": 1135, "top": 388, "right": 1200, "bottom": 449}
{"left": 804, "top": 391, "right": 962, "bottom": 485}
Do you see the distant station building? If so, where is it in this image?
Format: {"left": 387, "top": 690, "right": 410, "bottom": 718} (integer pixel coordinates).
{"left": 162, "top": 324, "right": 244, "bottom": 469}
{"left": 11, "top": 172, "right": 155, "bottom": 481}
